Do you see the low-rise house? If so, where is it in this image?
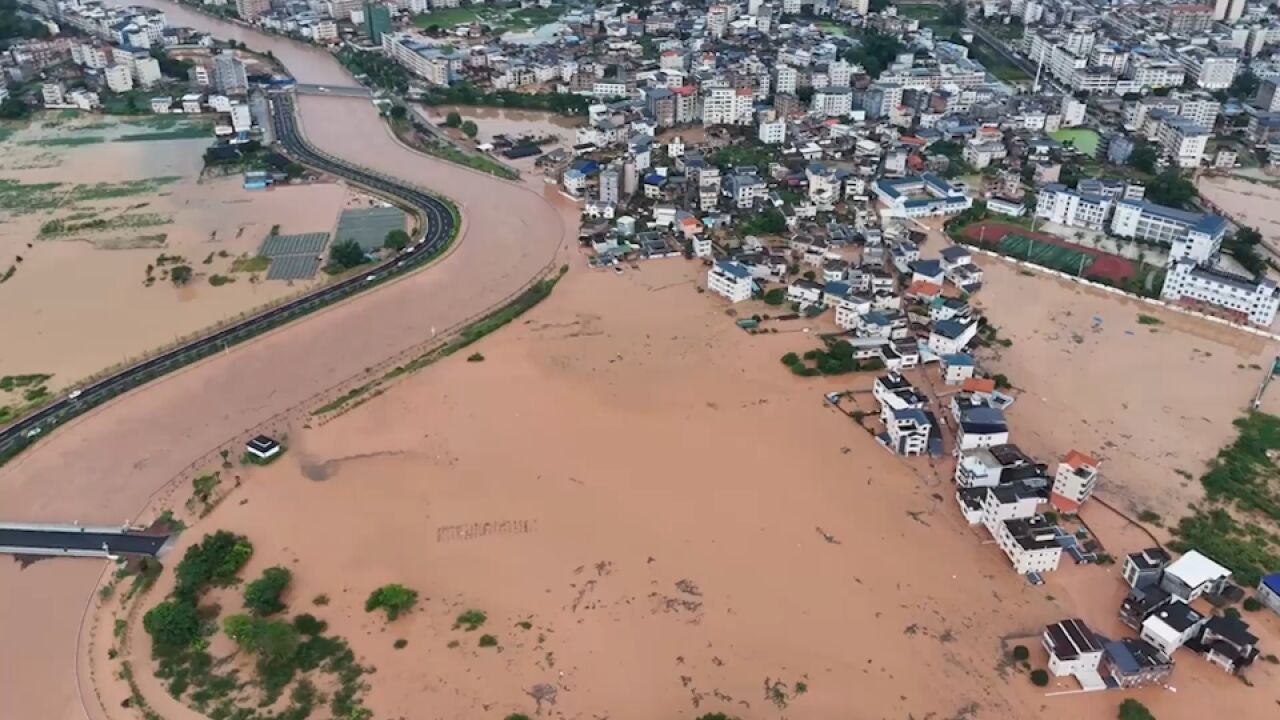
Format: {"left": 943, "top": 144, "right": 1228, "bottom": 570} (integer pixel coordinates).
{"left": 707, "top": 260, "right": 754, "bottom": 303}
{"left": 881, "top": 407, "right": 932, "bottom": 456}
{"left": 890, "top": 241, "right": 921, "bottom": 273}
{"left": 996, "top": 516, "right": 1062, "bottom": 573}
{"left": 1100, "top": 637, "right": 1175, "bottom": 688}
{"left": 1192, "top": 615, "right": 1260, "bottom": 674}
{"left": 1161, "top": 550, "right": 1231, "bottom": 602}
{"left": 930, "top": 296, "right": 971, "bottom": 323}
{"left": 787, "top": 279, "right": 826, "bottom": 309}
{"left": 858, "top": 310, "right": 908, "bottom": 339}
{"left": 833, "top": 293, "right": 873, "bottom": 330}
{"left": 941, "top": 353, "right": 976, "bottom": 385}
{"left": 1044, "top": 619, "right": 1105, "bottom": 685}
{"left": 1123, "top": 548, "right": 1172, "bottom": 590}
{"left": 1120, "top": 584, "right": 1173, "bottom": 630}
{"left": 1140, "top": 600, "right": 1206, "bottom": 659}
{"left": 873, "top": 373, "right": 928, "bottom": 412}
{"left": 1258, "top": 574, "right": 1280, "bottom": 615}
{"left": 946, "top": 262, "right": 984, "bottom": 293}
{"left": 957, "top": 406, "right": 1009, "bottom": 450}
{"left": 1049, "top": 449, "right": 1099, "bottom": 512}
{"left": 928, "top": 319, "right": 978, "bottom": 355}
{"left": 909, "top": 259, "right": 944, "bottom": 286}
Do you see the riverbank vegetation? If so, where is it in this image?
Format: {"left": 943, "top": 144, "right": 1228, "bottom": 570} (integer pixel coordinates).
{"left": 1168, "top": 412, "right": 1280, "bottom": 586}
{"left": 137, "top": 530, "right": 372, "bottom": 720}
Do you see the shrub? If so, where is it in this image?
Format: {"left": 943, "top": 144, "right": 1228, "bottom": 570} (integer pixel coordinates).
{"left": 455, "top": 609, "right": 487, "bottom": 631}
{"left": 467, "top": 352, "right": 485, "bottom": 362}
{"left": 1137, "top": 510, "right": 1162, "bottom": 525}
{"left": 1242, "top": 596, "right": 1263, "bottom": 612}
{"left": 244, "top": 566, "right": 292, "bottom": 616}
{"left": 763, "top": 288, "right": 786, "bottom": 305}
{"left": 170, "top": 265, "right": 193, "bottom": 286}
{"left": 1118, "top": 698, "right": 1155, "bottom": 720}
{"left": 1029, "top": 669, "right": 1049, "bottom": 687}
{"left": 781, "top": 352, "right": 800, "bottom": 366}
{"left": 293, "top": 613, "right": 328, "bottom": 635}
{"left": 365, "top": 584, "right": 419, "bottom": 620}
{"left": 993, "top": 374, "right": 1011, "bottom": 389}
{"left": 478, "top": 634, "right": 498, "bottom": 648}
{"left": 394, "top": 638, "right": 408, "bottom": 649}
{"left": 444, "top": 111, "right": 462, "bottom": 128}
{"left": 384, "top": 229, "right": 410, "bottom": 251}
{"left": 1224, "top": 607, "right": 1241, "bottom": 619}
{"left": 1012, "top": 645, "right": 1029, "bottom": 661}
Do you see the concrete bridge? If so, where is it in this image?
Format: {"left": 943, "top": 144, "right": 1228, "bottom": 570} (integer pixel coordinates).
{"left": 0, "top": 522, "right": 175, "bottom": 558}
{"left": 290, "top": 82, "right": 373, "bottom": 98}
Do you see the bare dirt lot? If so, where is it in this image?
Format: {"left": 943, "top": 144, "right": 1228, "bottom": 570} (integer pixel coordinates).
{"left": 83, "top": 260, "right": 1280, "bottom": 720}
{"left": 971, "top": 258, "right": 1279, "bottom": 526}
{"left": 0, "top": 114, "right": 355, "bottom": 391}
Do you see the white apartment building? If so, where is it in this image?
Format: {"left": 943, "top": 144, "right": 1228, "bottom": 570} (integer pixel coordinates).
{"left": 1180, "top": 49, "right": 1238, "bottom": 91}
{"left": 806, "top": 165, "right": 841, "bottom": 211}
{"left": 104, "top": 64, "right": 134, "bottom": 93}
{"left": 707, "top": 260, "right": 754, "bottom": 302}
{"left": 134, "top": 56, "right": 161, "bottom": 89}
{"left": 1162, "top": 260, "right": 1280, "bottom": 326}
{"left": 758, "top": 119, "right": 785, "bottom": 145}
{"left": 1035, "top": 183, "right": 1113, "bottom": 231}
{"left": 1140, "top": 601, "right": 1206, "bottom": 659}
{"left": 698, "top": 167, "right": 721, "bottom": 211}
{"left": 1050, "top": 450, "right": 1099, "bottom": 511}
{"left": 1213, "top": 0, "right": 1246, "bottom": 24}
{"left": 74, "top": 43, "right": 111, "bottom": 69}
{"left": 707, "top": 4, "right": 729, "bottom": 38}
{"left": 829, "top": 59, "right": 852, "bottom": 88}
{"left": 1129, "top": 57, "right": 1186, "bottom": 90}
{"left": 1110, "top": 200, "right": 1227, "bottom": 260}
{"left": 874, "top": 174, "right": 973, "bottom": 219}
{"left": 1060, "top": 96, "right": 1087, "bottom": 127}
{"left": 382, "top": 32, "right": 461, "bottom": 85}
{"left": 884, "top": 408, "right": 931, "bottom": 456}
{"left": 1177, "top": 96, "right": 1221, "bottom": 131}
{"left": 811, "top": 87, "right": 852, "bottom": 117}
{"left": 41, "top": 82, "right": 65, "bottom": 106}
{"left": 775, "top": 64, "right": 797, "bottom": 95}
{"left": 312, "top": 19, "right": 338, "bottom": 43}
{"left": 702, "top": 85, "right": 753, "bottom": 126}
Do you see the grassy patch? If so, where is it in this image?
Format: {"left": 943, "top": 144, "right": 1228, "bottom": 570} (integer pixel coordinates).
{"left": 21, "top": 135, "right": 108, "bottom": 147}
{"left": 115, "top": 124, "right": 210, "bottom": 142}
{"left": 39, "top": 212, "right": 172, "bottom": 238}
{"left": 1166, "top": 412, "right": 1280, "bottom": 586}
{"left": 1137, "top": 314, "right": 1162, "bottom": 326}
{"left": 311, "top": 382, "right": 375, "bottom": 416}
{"left": 455, "top": 609, "right": 487, "bottom": 631}
{"left": 230, "top": 254, "right": 270, "bottom": 273}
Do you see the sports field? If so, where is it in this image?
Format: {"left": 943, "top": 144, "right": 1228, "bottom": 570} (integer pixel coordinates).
{"left": 1050, "top": 129, "right": 1101, "bottom": 157}
{"left": 960, "top": 221, "right": 1135, "bottom": 283}
{"left": 999, "top": 234, "right": 1093, "bottom": 275}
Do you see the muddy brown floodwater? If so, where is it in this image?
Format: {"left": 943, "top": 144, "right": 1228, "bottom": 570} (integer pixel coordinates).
{"left": 0, "top": 3, "right": 573, "bottom": 718}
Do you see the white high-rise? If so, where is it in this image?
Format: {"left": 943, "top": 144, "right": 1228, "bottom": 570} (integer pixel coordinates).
{"left": 1212, "top": 0, "right": 1245, "bottom": 23}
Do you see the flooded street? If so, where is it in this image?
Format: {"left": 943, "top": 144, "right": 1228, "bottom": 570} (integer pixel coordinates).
{"left": 3, "top": 5, "right": 574, "bottom": 720}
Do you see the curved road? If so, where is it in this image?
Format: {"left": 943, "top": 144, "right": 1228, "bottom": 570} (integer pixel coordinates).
{"left": 0, "top": 4, "right": 574, "bottom": 718}
{"left": 0, "top": 93, "right": 455, "bottom": 456}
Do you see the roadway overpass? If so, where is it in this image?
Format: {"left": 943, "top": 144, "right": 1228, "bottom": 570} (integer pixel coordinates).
{"left": 291, "top": 83, "right": 372, "bottom": 98}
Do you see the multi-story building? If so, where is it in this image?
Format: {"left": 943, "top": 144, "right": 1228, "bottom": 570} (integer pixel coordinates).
{"left": 706, "top": 4, "right": 730, "bottom": 38}
{"left": 1049, "top": 449, "right": 1099, "bottom": 511}
{"left": 1177, "top": 94, "right": 1221, "bottom": 131}
{"left": 1213, "top": 0, "right": 1246, "bottom": 23}
{"left": 1035, "top": 183, "right": 1113, "bottom": 231}
{"left": 874, "top": 174, "right": 972, "bottom": 218}
{"left": 702, "top": 84, "right": 753, "bottom": 126}
{"left": 134, "top": 56, "right": 162, "bottom": 89}
{"left": 758, "top": 119, "right": 785, "bottom": 145}
{"left": 41, "top": 82, "right": 65, "bottom": 106}
{"left": 1179, "top": 48, "right": 1238, "bottom": 91}
{"left": 229, "top": 102, "right": 252, "bottom": 133}
{"left": 775, "top": 64, "right": 797, "bottom": 96}
{"left": 996, "top": 516, "right": 1062, "bottom": 573}
{"left": 1256, "top": 79, "right": 1280, "bottom": 113}
{"left": 1044, "top": 619, "right": 1104, "bottom": 678}
{"left": 214, "top": 51, "right": 248, "bottom": 95}
{"left": 364, "top": 2, "right": 392, "bottom": 44}
{"left": 598, "top": 168, "right": 619, "bottom": 205}
{"left": 707, "top": 260, "right": 754, "bottom": 302}
{"left": 382, "top": 32, "right": 461, "bottom": 85}
{"left": 1140, "top": 600, "right": 1206, "bottom": 659}
{"left": 811, "top": 86, "right": 852, "bottom": 117}
{"left": 103, "top": 64, "right": 134, "bottom": 93}
{"left": 235, "top": 0, "right": 270, "bottom": 20}
{"left": 1128, "top": 57, "right": 1186, "bottom": 91}
{"left": 1100, "top": 638, "right": 1175, "bottom": 688}
{"left": 1111, "top": 200, "right": 1226, "bottom": 259}
{"left": 1162, "top": 260, "right": 1280, "bottom": 326}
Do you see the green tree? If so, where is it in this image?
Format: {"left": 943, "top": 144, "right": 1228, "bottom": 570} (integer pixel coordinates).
{"left": 388, "top": 104, "right": 407, "bottom": 121}
{"left": 1011, "top": 645, "right": 1029, "bottom": 661}
{"left": 845, "top": 29, "right": 903, "bottom": 79}
{"left": 1118, "top": 698, "right": 1155, "bottom": 720}
{"left": 1144, "top": 170, "right": 1195, "bottom": 209}
{"left": 173, "top": 530, "right": 254, "bottom": 600}
{"left": 444, "top": 110, "right": 462, "bottom": 127}
{"left": 244, "top": 566, "right": 292, "bottom": 616}
{"left": 329, "top": 239, "right": 367, "bottom": 270}
{"left": 365, "top": 583, "right": 419, "bottom": 620}
{"left": 170, "top": 265, "right": 193, "bottom": 286}
{"left": 764, "top": 288, "right": 787, "bottom": 305}
{"left": 1130, "top": 141, "right": 1159, "bottom": 174}
{"left": 0, "top": 97, "right": 29, "bottom": 120}
{"left": 460, "top": 120, "right": 479, "bottom": 138}
{"left": 143, "top": 600, "right": 200, "bottom": 651}
{"left": 1229, "top": 70, "right": 1259, "bottom": 101}
{"left": 383, "top": 229, "right": 410, "bottom": 251}
{"left": 1029, "top": 669, "right": 1049, "bottom": 686}
{"left": 940, "top": 1, "right": 966, "bottom": 27}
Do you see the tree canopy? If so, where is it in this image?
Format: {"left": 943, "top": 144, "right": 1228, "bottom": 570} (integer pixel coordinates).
{"left": 143, "top": 599, "right": 201, "bottom": 650}
{"left": 365, "top": 583, "right": 419, "bottom": 620}
{"left": 1144, "top": 170, "right": 1195, "bottom": 209}
{"left": 384, "top": 229, "right": 410, "bottom": 251}
{"left": 1118, "top": 698, "right": 1156, "bottom": 720}
{"left": 845, "top": 29, "right": 904, "bottom": 79}
{"left": 329, "top": 239, "right": 367, "bottom": 270}
{"left": 243, "top": 566, "right": 292, "bottom": 616}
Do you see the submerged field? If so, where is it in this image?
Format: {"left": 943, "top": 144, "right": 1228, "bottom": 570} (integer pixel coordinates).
{"left": 0, "top": 114, "right": 356, "bottom": 393}
{"left": 85, "top": 260, "right": 1280, "bottom": 720}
